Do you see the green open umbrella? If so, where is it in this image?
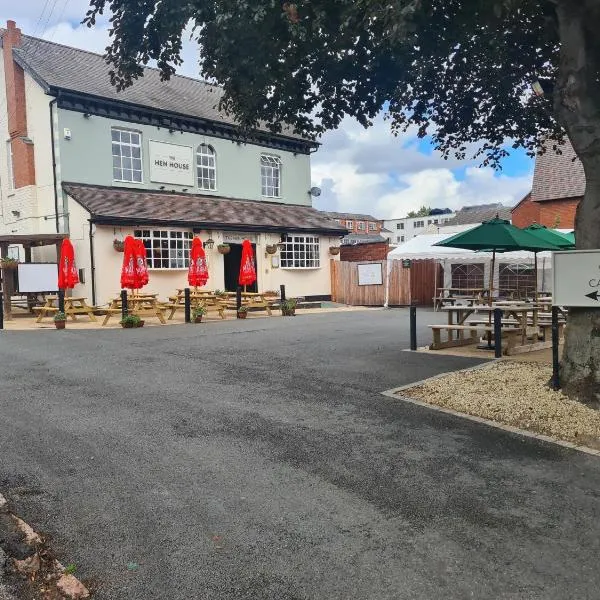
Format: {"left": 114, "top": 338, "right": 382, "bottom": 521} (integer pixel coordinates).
{"left": 435, "top": 217, "right": 562, "bottom": 302}
{"left": 523, "top": 223, "right": 575, "bottom": 249}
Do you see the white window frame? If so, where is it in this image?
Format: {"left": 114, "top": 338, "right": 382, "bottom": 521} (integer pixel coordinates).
{"left": 346, "top": 220, "right": 354, "bottom": 229}
{"left": 260, "top": 154, "right": 281, "bottom": 198}
{"left": 368, "top": 222, "right": 376, "bottom": 231}
{"left": 357, "top": 221, "right": 366, "bottom": 231}
{"left": 6, "top": 140, "right": 15, "bottom": 190}
{"left": 112, "top": 128, "right": 143, "bottom": 183}
{"left": 280, "top": 234, "right": 320, "bottom": 269}
{"left": 196, "top": 144, "right": 217, "bottom": 190}
{"left": 134, "top": 229, "right": 193, "bottom": 270}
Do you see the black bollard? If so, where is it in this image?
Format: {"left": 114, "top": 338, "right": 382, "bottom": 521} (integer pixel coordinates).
{"left": 409, "top": 305, "right": 417, "bottom": 351}
{"left": 280, "top": 284, "right": 286, "bottom": 302}
{"left": 184, "top": 287, "right": 191, "bottom": 323}
{"left": 120, "top": 289, "right": 128, "bottom": 320}
{"left": 0, "top": 292, "right": 3, "bottom": 330}
{"left": 58, "top": 289, "right": 65, "bottom": 313}
{"left": 551, "top": 306, "right": 560, "bottom": 390}
{"left": 236, "top": 286, "right": 242, "bottom": 312}
{"left": 494, "top": 308, "right": 502, "bottom": 358}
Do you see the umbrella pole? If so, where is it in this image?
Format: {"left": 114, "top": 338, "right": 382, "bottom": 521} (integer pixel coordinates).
{"left": 534, "top": 252, "right": 539, "bottom": 328}
{"left": 487, "top": 250, "right": 495, "bottom": 349}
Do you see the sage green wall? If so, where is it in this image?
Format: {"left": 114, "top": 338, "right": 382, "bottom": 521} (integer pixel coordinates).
{"left": 57, "top": 109, "right": 312, "bottom": 206}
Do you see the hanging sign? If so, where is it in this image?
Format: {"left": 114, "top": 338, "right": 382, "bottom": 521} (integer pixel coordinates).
{"left": 553, "top": 249, "right": 600, "bottom": 307}
{"left": 149, "top": 141, "right": 194, "bottom": 186}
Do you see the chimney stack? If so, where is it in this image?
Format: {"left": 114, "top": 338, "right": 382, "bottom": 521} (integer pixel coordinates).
{"left": 2, "top": 20, "right": 36, "bottom": 188}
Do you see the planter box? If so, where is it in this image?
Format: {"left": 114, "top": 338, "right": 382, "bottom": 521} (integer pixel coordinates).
{"left": 54, "top": 321, "right": 66, "bottom": 330}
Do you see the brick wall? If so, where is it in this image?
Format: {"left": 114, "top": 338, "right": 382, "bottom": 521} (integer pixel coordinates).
{"left": 538, "top": 197, "right": 580, "bottom": 229}
{"left": 340, "top": 241, "right": 389, "bottom": 262}
{"left": 512, "top": 193, "right": 579, "bottom": 229}
{"left": 2, "top": 20, "right": 36, "bottom": 188}
{"left": 511, "top": 193, "right": 540, "bottom": 228}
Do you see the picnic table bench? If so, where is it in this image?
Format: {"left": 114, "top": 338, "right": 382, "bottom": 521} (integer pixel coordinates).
{"left": 33, "top": 296, "right": 97, "bottom": 322}
{"left": 103, "top": 293, "right": 166, "bottom": 325}
{"left": 221, "top": 292, "right": 274, "bottom": 315}
{"left": 428, "top": 324, "right": 521, "bottom": 352}
{"left": 166, "top": 293, "right": 226, "bottom": 320}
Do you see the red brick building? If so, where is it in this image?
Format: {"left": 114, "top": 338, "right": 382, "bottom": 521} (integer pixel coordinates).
{"left": 512, "top": 140, "right": 584, "bottom": 229}
{"left": 322, "top": 211, "right": 383, "bottom": 235}
{"left": 340, "top": 240, "right": 389, "bottom": 262}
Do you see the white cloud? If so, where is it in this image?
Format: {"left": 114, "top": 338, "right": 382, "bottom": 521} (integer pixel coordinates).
{"left": 312, "top": 115, "right": 533, "bottom": 219}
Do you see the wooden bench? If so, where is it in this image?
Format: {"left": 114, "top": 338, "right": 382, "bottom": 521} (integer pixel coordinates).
{"left": 32, "top": 306, "right": 59, "bottom": 322}
{"left": 429, "top": 324, "right": 521, "bottom": 353}
{"left": 163, "top": 301, "right": 226, "bottom": 320}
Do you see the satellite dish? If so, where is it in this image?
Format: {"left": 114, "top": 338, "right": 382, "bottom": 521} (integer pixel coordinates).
{"left": 309, "top": 186, "right": 322, "bottom": 197}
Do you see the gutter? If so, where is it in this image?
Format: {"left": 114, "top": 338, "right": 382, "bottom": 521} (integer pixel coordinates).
{"left": 88, "top": 214, "right": 346, "bottom": 237}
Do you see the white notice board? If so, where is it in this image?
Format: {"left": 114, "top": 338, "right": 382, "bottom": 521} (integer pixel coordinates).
{"left": 17, "top": 263, "right": 58, "bottom": 293}
{"left": 553, "top": 250, "right": 600, "bottom": 307}
{"left": 357, "top": 263, "right": 383, "bottom": 286}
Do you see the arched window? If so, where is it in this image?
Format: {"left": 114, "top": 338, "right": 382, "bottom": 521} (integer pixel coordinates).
{"left": 260, "top": 154, "right": 281, "bottom": 197}
{"left": 196, "top": 144, "right": 216, "bottom": 190}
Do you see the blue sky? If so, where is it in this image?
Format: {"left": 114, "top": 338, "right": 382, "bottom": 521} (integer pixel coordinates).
{"left": 0, "top": 0, "right": 535, "bottom": 219}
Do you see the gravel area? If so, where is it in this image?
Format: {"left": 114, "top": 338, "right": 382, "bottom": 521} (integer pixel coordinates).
{"left": 404, "top": 361, "right": 600, "bottom": 447}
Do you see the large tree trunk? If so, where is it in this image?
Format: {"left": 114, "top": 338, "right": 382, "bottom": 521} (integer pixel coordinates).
{"left": 554, "top": 0, "right": 600, "bottom": 406}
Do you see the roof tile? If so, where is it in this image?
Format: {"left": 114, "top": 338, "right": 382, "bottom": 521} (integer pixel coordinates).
{"left": 63, "top": 183, "right": 346, "bottom": 234}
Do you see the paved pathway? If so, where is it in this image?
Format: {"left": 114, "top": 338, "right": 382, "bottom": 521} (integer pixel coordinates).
{"left": 0, "top": 309, "right": 599, "bottom": 599}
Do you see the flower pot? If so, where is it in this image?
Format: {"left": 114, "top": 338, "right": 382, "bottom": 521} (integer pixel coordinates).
{"left": 136, "top": 320, "right": 145, "bottom": 328}
{"left": 194, "top": 316, "right": 203, "bottom": 323}
{"left": 54, "top": 320, "right": 66, "bottom": 330}
{"left": 217, "top": 245, "right": 231, "bottom": 255}
{"left": 113, "top": 239, "right": 125, "bottom": 252}
{"left": 281, "top": 308, "right": 296, "bottom": 317}
{"left": 237, "top": 311, "right": 248, "bottom": 319}
{"left": 121, "top": 322, "right": 135, "bottom": 328}
{"left": 329, "top": 246, "right": 340, "bottom": 256}
{"left": 266, "top": 244, "right": 278, "bottom": 255}
{"left": 0, "top": 262, "right": 18, "bottom": 270}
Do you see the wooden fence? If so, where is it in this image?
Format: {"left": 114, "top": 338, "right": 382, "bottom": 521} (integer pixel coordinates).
{"left": 331, "top": 259, "right": 437, "bottom": 306}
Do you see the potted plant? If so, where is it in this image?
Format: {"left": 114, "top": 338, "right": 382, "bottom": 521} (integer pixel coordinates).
{"left": 54, "top": 311, "right": 67, "bottom": 329}
{"left": 265, "top": 244, "right": 278, "bottom": 254}
{"left": 237, "top": 305, "right": 248, "bottom": 319}
{"left": 113, "top": 238, "right": 125, "bottom": 252}
{"left": 329, "top": 246, "right": 341, "bottom": 256}
{"left": 192, "top": 306, "right": 206, "bottom": 323}
{"left": 217, "top": 243, "right": 231, "bottom": 255}
{"left": 281, "top": 298, "right": 297, "bottom": 316}
{"left": 0, "top": 257, "right": 19, "bottom": 270}
{"left": 214, "top": 289, "right": 228, "bottom": 298}
{"left": 120, "top": 314, "right": 144, "bottom": 328}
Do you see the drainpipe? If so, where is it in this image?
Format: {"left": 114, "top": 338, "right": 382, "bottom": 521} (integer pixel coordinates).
{"left": 49, "top": 98, "right": 59, "bottom": 233}
{"left": 88, "top": 220, "right": 97, "bottom": 305}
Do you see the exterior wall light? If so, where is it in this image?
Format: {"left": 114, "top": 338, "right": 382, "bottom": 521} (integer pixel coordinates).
{"left": 203, "top": 238, "right": 215, "bottom": 250}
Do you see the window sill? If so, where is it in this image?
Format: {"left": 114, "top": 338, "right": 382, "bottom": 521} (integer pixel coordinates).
{"left": 147, "top": 268, "right": 189, "bottom": 272}
{"left": 113, "top": 180, "right": 144, "bottom": 185}
{"left": 262, "top": 195, "right": 282, "bottom": 200}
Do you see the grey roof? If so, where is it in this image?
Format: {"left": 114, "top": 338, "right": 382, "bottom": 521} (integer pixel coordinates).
{"left": 322, "top": 211, "right": 380, "bottom": 222}
{"left": 446, "top": 203, "right": 512, "bottom": 225}
{"left": 341, "top": 233, "right": 387, "bottom": 245}
{"left": 9, "top": 34, "right": 304, "bottom": 141}
{"left": 532, "top": 139, "right": 585, "bottom": 202}
{"left": 63, "top": 183, "right": 347, "bottom": 235}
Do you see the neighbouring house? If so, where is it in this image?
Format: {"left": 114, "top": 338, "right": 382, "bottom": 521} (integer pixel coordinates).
{"left": 0, "top": 20, "right": 346, "bottom": 305}
{"left": 383, "top": 208, "right": 454, "bottom": 245}
{"left": 321, "top": 211, "right": 382, "bottom": 237}
{"left": 512, "top": 140, "right": 583, "bottom": 229}
{"left": 443, "top": 203, "right": 512, "bottom": 227}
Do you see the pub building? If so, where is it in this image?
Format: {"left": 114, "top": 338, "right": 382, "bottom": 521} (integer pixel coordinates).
{"left": 0, "top": 20, "right": 345, "bottom": 309}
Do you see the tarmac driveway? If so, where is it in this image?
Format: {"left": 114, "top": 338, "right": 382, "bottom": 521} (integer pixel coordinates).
{"left": 1, "top": 308, "right": 600, "bottom": 599}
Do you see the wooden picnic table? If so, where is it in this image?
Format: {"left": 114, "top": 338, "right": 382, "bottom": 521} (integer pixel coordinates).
{"left": 166, "top": 292, "right": 226, "bottom": 320}
{"left": 430, "top": 304, "right": 538, "bottom": 352}
{"left": 221, "top": 291, "right": 274, "bottom": 315}
{"left": 33, "top": 296, "right": 97, "bottom": 322}
{"left": 103, "top": 294, "right": 166, "bottom": 325}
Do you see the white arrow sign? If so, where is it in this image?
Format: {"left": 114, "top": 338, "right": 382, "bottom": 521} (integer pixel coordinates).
{"left": 553, "top": 250, "right": 600, "bottom": 307}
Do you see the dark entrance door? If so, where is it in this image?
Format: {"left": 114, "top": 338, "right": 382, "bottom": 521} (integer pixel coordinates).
{"left": 223, "top": 243, "right": 258, "bottom": 292}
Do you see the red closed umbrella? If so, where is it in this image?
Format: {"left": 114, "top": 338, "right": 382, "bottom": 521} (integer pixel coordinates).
{"left": 58, "top": 238, "right": 79, "bottom": 290}
{"left": 120, "top": 235, "right": 137, "bottom": 289}
{"left": 188, "top": 237, "right": 209, "bottom": 287}
{"left": 134, "top": 239, "right": 149, "bottom": 288}
{"left": 239, "top": 240, "right": 257, "bottom": 288}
